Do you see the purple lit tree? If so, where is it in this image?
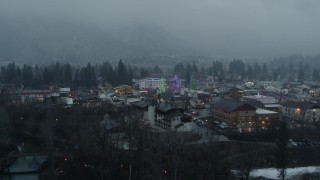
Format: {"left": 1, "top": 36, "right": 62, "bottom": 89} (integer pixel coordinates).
{"left": 172, "top": 75, "right": 180, "bottom": 92}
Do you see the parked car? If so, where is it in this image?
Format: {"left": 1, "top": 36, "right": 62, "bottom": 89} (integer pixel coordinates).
{"left": 291, "top": 142, "right": 297, "bottom": 146}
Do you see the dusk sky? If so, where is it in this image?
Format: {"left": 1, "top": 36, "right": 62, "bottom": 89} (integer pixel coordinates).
{"left": 1, "top": 0, "right": 320, "bottom": 58}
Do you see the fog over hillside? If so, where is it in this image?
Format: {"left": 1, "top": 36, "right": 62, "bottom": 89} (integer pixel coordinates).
{"left": 0, "top": 17, "right": 199, "bottom": 64}
{"left": 1, "top": 0, "right": 320, "bottom": 62}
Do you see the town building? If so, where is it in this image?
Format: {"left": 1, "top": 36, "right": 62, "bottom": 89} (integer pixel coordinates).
{"left": 255, "top": 108, "right": 279, "bottom": 129}
{"left": 155, "top": 103, "right": 192, "bottom": 132}
{"left": 113, "top": 85, "right": 133, "bottom": 95}
{"left": 210, "top": 98, "right": 257, "bottom": 132}
{"left": 132, "top": 101, "right": 192, "bottom": 132}
{"left": 264, "top": 104, "right": 282, "bottom": 113}
{"left": 21, "top": 87, "right": 73, "bottom": 106}
{"left": 21, "top": 90, "right": 52, "bottom": 103}
{"left": 281, "top": 101, "right": 320, "bottom": 124}
{"left": 138, "top": 78, "right": 166, "bottom": 90}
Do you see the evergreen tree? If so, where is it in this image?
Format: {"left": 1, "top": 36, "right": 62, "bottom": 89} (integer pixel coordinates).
{"left": 127, "top": 65, "right": 133, "bottom": 85}
{"left": 5, "top": 63, "right": 16, "bottom": 83}
{"left": 280, "top": 64, "right": 287, "bottom": 81}
{"left": 186, "top": 63, "right": 192, "bottom": 75}
{"left": 33, "top": 65, "right": 42, "bottom": 83}
{"left": 117, "top": 59, "right": 128, "bottom": 85}
{"left": 140, "top": 67, "right": 149, "bottom": 78}
{"left": 43, "top": 67, "right": 53, "bottom": 84}
{"left": 73, "top": 69, "right": 79, "bottom": 86}
{"left": 246, "top": 65, "right": 253, "bottom": 81}
{"left": 186, "top": 70, "right": 191, "bottom": 84}
{"left": 298, "top": 68, "right": 305, "bottom": 82}
{"left": 253, "top": 63, "right": 261, "bottom": 80}
{"left": 312, "top": 68, "right": 319, "bottom": 81}
{"left": 81, "top": 63, "right": 96, "bottom": 87}
{"left": 229, "top": 59, "right": 245, "bottom": 78}
{"left": 304, "top": 63, "right": 311, "bottom": 80}
{"left": 192, "top": 62, "right": 198, "bottom": 74}
{"left": 99, "top": 61, "right": 115, "bottom": 85}
{"left": 153, "top": 65, "right": 163, "bottom": 75}
{"left": 63, "top": 63, "right": 73, "bottom": 84}
{"left": 15, "top": 67, "right": 22, "bottom": 84}
{"left": 276, "top": 122, "right": 289, "bottom": 180}
{"left": 53, "top": 62, "right": 62, "bottom": 84}
{"left": 22, "top": 65, "right": 33, "bottom": 86}
{"left": 273, "top": 67, "right": 280, "bottom": 81}
{"left": 262, "top": 63, "right": 268, "bottom": 80}
{"left": 173, "top": 63, "right": 185, "bottom": 76}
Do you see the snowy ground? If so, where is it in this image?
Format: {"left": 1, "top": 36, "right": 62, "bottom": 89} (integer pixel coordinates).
{"left": 250, "top": 166, "right": 320, "bottom": 179}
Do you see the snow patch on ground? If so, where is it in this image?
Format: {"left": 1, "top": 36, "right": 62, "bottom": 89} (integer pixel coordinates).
{"left": 250, "top": 166, "right": 320, "bottom": 179}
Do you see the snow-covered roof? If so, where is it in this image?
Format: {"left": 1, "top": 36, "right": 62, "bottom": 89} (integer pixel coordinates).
{"left": 256, "top": 108, "right": 278, "bottom": 115}
{"left": 264, "top": 104, "right": 282, "bottom": 108}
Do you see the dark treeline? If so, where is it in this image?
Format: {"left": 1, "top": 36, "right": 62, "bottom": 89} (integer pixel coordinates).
{"left": 174, "top": 57, "right": 320, "bottom": 82}
{"left": 0, "top": 60, "right": 165, "bottom": 88}
{"left": 1, "top": 55, "right": 320, "bottom": 88}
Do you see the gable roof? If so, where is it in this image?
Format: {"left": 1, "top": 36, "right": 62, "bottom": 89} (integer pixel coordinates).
{"left": 173, "top": 96, "right": 185, "bottom": 102}
{"left": 157, "top": 102, "right": 182, "bottom": 114}
{"left": 281, "top": 101, "right": 319, "bottom": 111}
{"left": 131, "top": 100, "right": 150, "bottom": 109}
{"left": 243, "top": 100, "right": 265, "bottom": 109}
{"left": 210, "top": 98, "right": 256, "bottom": 112}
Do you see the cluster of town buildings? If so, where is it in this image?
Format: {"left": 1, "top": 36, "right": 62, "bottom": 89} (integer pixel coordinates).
{"left": 3, "top": 76, "right": 320, "bottom": 178}
{"left": 2, "top": 76, "right": 320, "bottom": 134}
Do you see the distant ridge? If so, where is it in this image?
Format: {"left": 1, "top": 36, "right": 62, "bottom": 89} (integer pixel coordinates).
{"left": 0, "top": 17, "right": 200, "bottom": 64}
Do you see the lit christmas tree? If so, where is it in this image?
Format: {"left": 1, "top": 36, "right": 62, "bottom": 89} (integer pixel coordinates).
{"left": 172, "top": 75, "right": 180, "bottom": 92}
{"left": 190, "top": 79, "right": 198, "bottom": 90}
{"left": 158, "top": 78, "right": 166, "bottom": 93}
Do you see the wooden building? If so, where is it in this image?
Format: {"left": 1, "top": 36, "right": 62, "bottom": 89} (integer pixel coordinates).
{"left": 210, "top": 98, "right": 256, "bottom": 132}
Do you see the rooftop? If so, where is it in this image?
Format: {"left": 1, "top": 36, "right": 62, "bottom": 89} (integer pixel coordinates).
{"left": 210, "top": 98, "right": 255, "bottom": 112}
{"left": 132, "top": 100, "right": 150, "bottom": 109}
{"left": 281, "top": 101, "right": 319, "bottom": 111}
{"left": 157, "top": 102, "right": 182, "bottom": 114}
{"left": 243, "top": 94, "right": 274, "bottom": 99}
{"left": 256, "top": 108, "right": 278, "bottom": 115}
{"left": 265, "top": 104, "right": 282, "bottom": 108}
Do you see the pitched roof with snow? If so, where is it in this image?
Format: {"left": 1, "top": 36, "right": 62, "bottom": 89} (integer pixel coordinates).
{"left": 210, "top": 98, "right": 255, "bottom": 112}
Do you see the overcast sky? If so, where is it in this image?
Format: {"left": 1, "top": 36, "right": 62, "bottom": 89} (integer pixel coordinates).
{"left": 1, "top": 0, "right": 320, "bottom": 58}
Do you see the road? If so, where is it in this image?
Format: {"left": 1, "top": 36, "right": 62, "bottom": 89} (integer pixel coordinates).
{"left": 197, "top": 108, "right": 210, "bottom": 117}
{"left": 191, "top": 122, "right": 229, "bottom": 143}
{"left": 191, "top": 108, "right": 229, "bottom": 143}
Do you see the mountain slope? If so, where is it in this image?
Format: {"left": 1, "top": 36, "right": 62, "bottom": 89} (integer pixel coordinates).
{"left": 113, "top": 24, "right": 196, "bottom": 55}
{"left": 0, "top": 17, "right": 199, "bottom": 64}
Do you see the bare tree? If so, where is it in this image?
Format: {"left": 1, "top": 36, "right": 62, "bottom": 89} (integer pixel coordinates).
{"left": 275, "top": 122, "right": 289, "bottom": 180}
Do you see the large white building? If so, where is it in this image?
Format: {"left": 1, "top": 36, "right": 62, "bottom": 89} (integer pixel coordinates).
{"left": 21, "top": 90, "right": 52, "bottom": 103}
{"left": 138, "top": 78, "right": 166, "bottom": 90}
{"left": 21, "top": 87, "right": 73, "bottom": 105}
